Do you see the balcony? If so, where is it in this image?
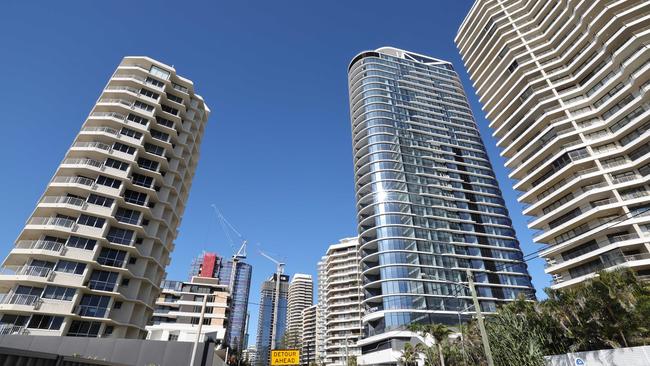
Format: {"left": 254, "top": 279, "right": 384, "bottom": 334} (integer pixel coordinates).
{"left": 27, "top": 216, "right": 75, "bottom": 229}
{"left": 15, "top": 240, "right": 65, "bottom": 253}
{"left": 51, "top": 176, "right": 94, "bottom": 187}
{"left": 0, "top": 293, "right": 41, "bottom": 308}
{"left": 40, "top": 196, "right": 85, "bottom": 208}
{"left": 0, "top": 325, "right": 26, "bottom": 335}
{"left": 76, "top": 305, "right": 109, "bottom": 318}
{"left": 0, "top": 265, "right": 53, "bottom": 279}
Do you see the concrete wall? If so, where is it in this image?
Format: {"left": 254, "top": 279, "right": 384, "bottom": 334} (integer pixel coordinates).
{"left": 0, "top": 334, "right": 223, "bottom": 366}
{"left": 545, "top": 346, "right": 650, "bottom": 366}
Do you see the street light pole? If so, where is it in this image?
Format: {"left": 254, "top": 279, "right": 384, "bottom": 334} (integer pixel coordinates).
{"left": 466, "top": 269, "right": 495, "bottom": 366}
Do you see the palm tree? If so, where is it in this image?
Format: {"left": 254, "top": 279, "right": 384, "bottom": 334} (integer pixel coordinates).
{"left": 408, "top": 323, "right": 452, "bottom": 366}
{"left": 400, "top": 343, "right": 423, "bottom": 366}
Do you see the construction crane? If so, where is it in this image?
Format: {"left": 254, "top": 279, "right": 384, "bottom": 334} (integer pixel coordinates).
{"left": 211, "top": 204, "right": 247, "bottom": 292}
{"left": 258, "top": 250, "right": 285, "bottom": 351}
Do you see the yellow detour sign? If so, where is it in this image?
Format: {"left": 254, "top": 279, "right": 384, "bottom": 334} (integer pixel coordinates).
{"left": 271, "top": 349, "right": 300, "bottom": 365}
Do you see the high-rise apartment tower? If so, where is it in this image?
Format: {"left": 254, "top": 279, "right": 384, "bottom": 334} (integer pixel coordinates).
{"left": 0, "top": 56, "right": 209, "bottom": 338}
{"left": 255, "top": 273, "right": 289, "bottom": 366}
{"left": 285, "top": 274, "right": 314, "bottom": 351}
{"left": 322, "top": 237, "right": 362, "bottom": 366}
{"left": 456, "top": 0, "right": 650, "bottom": 289}
{"left": 348, "top": 46, "right": 535, "bottom": 363}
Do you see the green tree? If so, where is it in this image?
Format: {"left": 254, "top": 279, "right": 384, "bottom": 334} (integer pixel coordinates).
{"left": 409, "top": 323, "right": 452, "bottom": 366}
{"left": 347, "top": 355, "right": 358, "bottom": 366}
{"left": 399, "top": 343, "right": 423, "bottom": 366}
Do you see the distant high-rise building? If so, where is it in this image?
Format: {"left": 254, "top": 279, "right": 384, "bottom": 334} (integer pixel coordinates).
{"left": 315, "top": 258, "right": 327, "bottom": 364}
{"left": 301, "top": 305, "right": 317, "bottom": 366}
{"left": 187, "top": 251, "right": 252, "bottom": 352}
{"left": 322, "top": 237, "right": 362, "bottom": 366}
{"left": 456, "top": 1, "right": 650, "bottom": 289}
{"left": 0, "top": 56, "right": 209, "bottom": 339}
{"left": 243, "top": 344, "right": 257, "bottom": 365}
{"left": 348, "top": 46, "right": 535, "bottom": 363}
{"left": 255, "top": 273, "right": 289, "bottom": 366}
{"left": 146, "top": 277, "right": 229, "bottom": 343}
{"left": 285, "top": 274, "right": 314, "bottom": 351}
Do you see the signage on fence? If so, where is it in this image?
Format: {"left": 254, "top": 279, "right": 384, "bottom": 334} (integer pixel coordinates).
{"left": 575, "top": 358, "right": 585, "bottom": 366}
{"left": 271, "top": 349, "right": 300, "bottom": 365}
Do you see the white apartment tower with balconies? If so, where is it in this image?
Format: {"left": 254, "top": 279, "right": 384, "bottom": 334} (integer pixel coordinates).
{"left": 457, "top": 0, "right": 650, "bottom": 289}
{"left": 0, "top": 56, "right": 209, "bottom": 338}
{"left": 285, "top": 274, "right": 313, "bottom": 351}
{"left": 323, "top": 237, "right": 362, "bottom": 366}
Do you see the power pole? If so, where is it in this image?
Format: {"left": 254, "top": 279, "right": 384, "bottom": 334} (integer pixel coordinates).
{"left": 466, "top": 269, "right": 494, "bottom": 366}
{"left": 190, "top": 294, "right": 209, "bottom": 366}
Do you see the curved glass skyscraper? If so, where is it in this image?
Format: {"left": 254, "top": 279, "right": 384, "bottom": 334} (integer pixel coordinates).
{"left": 348, "top": 47, "right": 534, "bottom": 363}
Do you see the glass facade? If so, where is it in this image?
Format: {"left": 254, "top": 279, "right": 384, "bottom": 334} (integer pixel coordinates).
{"left": 348, "top": 47, "right": 535, "bottom": 342}
{"left": 218, "top": 261, "right": 252, "bottom": 353}
{"left": 255, "top": 274, "right": 289, "bottom": 366}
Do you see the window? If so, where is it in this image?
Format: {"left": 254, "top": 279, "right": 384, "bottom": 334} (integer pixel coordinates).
{"left": 78, "top": 295, "right": 111, "bottom": 318}
{"left": 150, "top": 65, "right": 170, "bottom": 80}
{"left": 105, "top": 158, "right": 129, "bottom": 171}
{"left": 498, "top": 45, "right": 509, "bottom": 59}
{"left": 172, "top": 83, "right": 188, "bottom": 93}
{"left": 127, "top": 113, "right": 148, "bottom": 126}
{"left": 97, "top": 247, "right": 127, "bottom": 267}
{"left": 134, "top": 100, "right": 154, "bottom": 112}
{"left": 150, "top": 129, "right": 170, "bottom": 142}
{"left": 96, "top": 175, "right": 121, "bottom": 189}
{"left": 139, "top": 88, "right": 160, "bottom": 100}
{"left": 128, "top": 257, "right": 137, "bottom": 264}
{"left": 67, "top": 320, "right": 102, "bottom": 337}
{"left": 123, "top": 190, "right": 147, "bottom": 206}
{"left": 0, "top": 314, "right": 28, "bottom": 326}
{"left": 145, "top": 76, "right": 165, "bottom": 89}
{"left": 115, "top": 207, "right": 141, "bottom": 225}
{"left": 121, "top": 127, "right": 143, "bottom": 140}
{"left": 507, "top": 60, "right": 518, "bottom": 73}
{"left": 155, "top": 116, "right": 175, "bottom": 128}
{"left": 168, "top": 334, "right": 179, "bottom": 341}
{"left": 114, "top": 301, "right": 122, "bottom": 309}
{"left": 66, "top": 236, "right": 96, "bottom": 250}
{"left": 166, "top": 93, "right": 183, "bottom": 104}
{"left": 27, "top": 315, "right": 63, "bottom": 330}
{"left": 161, "top": 104, "right": 178, "bottom": 116}
{"left": 131, "top": 173, "right": 153, "bottom": 188}
{"left": 77, "top": 214, "right": 105, "bottom": 228}
{"left": 144, "top": 143, "right": 165, "bottom": 156}
{"left": 42, "top": 286, "right": 76, "bottom": 301}
{"left": 104, "top": 326, "right": 114, "bottom": 336}
{"left": 112, "top": 142, "right": 136, "bottom": 155}
{"left": 87, "top": 194, "right": 114, "bottom": 208}
{"left": 137, "top": 157, "right": 159, "bottom": 171}
{"left": 106, "top": 227, "right": 134, "bottom": 245}
{"left": 88, "top": 270, "right": 118, "bottom": 292}
{"left": 520, "top": 86, "right": 533, "bottom": 102}
{"left": 15, "top": 285, "right": 43, "bottom": 296}
{"left": 55, "top": 260, "right": 86, "bottom": 275}
{"left": 121, "top": 278, "right": 130, "bottom": 286}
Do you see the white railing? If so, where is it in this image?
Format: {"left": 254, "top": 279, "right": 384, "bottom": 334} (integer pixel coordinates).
{"left": 105, "top": 85, "right": 139, "bottom": 94}
{"left": 0, "top": 325, "right": 26, "bottom": 335}
{"left": 72, "top": 141, "right": 111, "bottom": 151}
{"left": 98, "top": 98, "right": 132, "bottom": 108}
{"left": 0, "top": 293, "right": 40, "bottom": 307}
{"left": 15, "top": 240, "right": 64, "bottom": 252}
{"left": 62, "top": 158, "right": 103, "bottom": 168}
{"left": 41, "top": 196, "right": 85, "bottom": 207}
{"left": 82, "top": 127, "right": 119, "bottom": 137}
{"left": 609, "top": 233, "right": 638, "bottom": 243}
{"left": 112, "top": 73, "right": 145, "bottom": 82}
{"left": 28, "top": 216, "right": 75, "bottom": 228}
{"left": 1, "top": 265, "right": 52, "bottom": 278}
{"left": 51, "top": 176, "right": 94, "bottom": 186}
{"left": 90, "top": 111, "right": 127, "bottom": 121}
{"left": 612, "top": 174, "right": 640, "bottom": 184}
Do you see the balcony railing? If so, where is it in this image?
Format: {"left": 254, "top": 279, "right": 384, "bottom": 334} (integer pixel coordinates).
{"left": 15, "top": 240, "right": 64, "bottom": 253}
{"left": 0, "top": 293, "right": 41, "bottom": 307}
{"left": 72, "top": 141, "right": 112, "bottom": 152}
{"left": 0, "top": 325, "right": 26, "bottom": 335}
{"left": 51, "top": 176, "right": 94, "bottom": 186}
{"left": 41, "top": 196, "right": 85, "bottom": 207}
{"left": 0, "top": 265, "right": 53, "bottom": 278}
{"left": 98, "top": 98, "right": 133, "bottom": 108}
{"left": 90, "top": 111, "right": 127, "bottom": 121}
{"left": 82, "top": 126, "right": 119, "bottom": 136}
{"left": 62, "top": 158, "right": 103, "bottom": 169}
{"left": 28, "top": 216, "right": 75, "bottom": 228}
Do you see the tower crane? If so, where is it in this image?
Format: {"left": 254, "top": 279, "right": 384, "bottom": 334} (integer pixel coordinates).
{"left": 211, "top": 204, "right": 247, "bottom": 292}
{"left": 258, "top": 250, "right": 285, "bottom": 350}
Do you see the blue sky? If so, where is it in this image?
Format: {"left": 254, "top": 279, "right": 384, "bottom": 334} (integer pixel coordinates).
{"left": 0, "top": 0, "right": 550, "bottom": 342}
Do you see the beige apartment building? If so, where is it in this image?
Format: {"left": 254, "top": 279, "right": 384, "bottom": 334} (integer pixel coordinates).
{"left": 322, "top": 237, "right": 362, "bottom": 366}
{"left": 0, "top": 56, "right": 209, "bottom": 337}
{"left": 300, "top": 305, "right": 317, "bottom": 366}
{"left": 146, "top": 277, "right": 229, "bottom": 343}
{"left": 456, "top": 0, "right": 650, "bottom": 289}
